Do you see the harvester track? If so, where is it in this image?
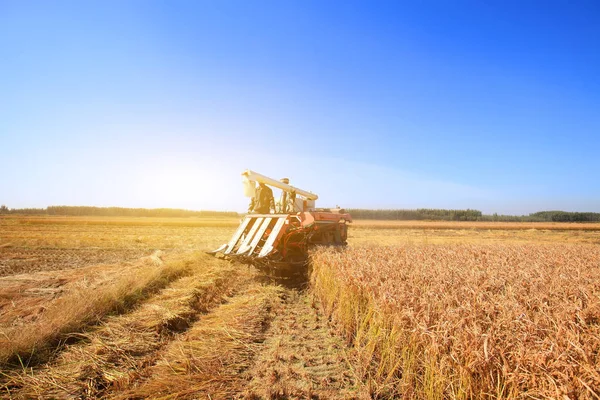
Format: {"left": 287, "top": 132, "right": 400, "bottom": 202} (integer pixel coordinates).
{"left": 1, "top": 256, "right": 361, "bottom": 399}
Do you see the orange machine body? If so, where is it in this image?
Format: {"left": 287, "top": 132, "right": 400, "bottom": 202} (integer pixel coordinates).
{"left": 209, "top": 170, "right": 351, "bottom": 273}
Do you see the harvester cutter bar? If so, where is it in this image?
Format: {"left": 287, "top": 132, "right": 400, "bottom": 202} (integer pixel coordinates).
{"left": 258, "top": 217, "right": 287, "bottom": 258}
{"left": 244, "top": 217, "right": 272, "bottom": 255}
{"left": 210, "top": 214, "right": 289, "bottom": 259}
{"left": 236, "top": 217, "right": 265, "bottom": 255}
{"left": 221, "top": 216, "right": 252, "bottom": 255}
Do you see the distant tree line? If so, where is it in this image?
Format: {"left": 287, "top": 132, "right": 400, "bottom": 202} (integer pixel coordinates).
{"left": 527, "top": 211, "right": 600, "bottom": 222}
{"left": 346, "top": 208, "right": 600, "bottom": 222}
{"left": 2, "top": 205, "right": 600, "bottom": 222}
{"left": 0, "top": 205, "right": 238, "bottom": 218}
{"left": 1, "top": 207, "right": 47, "bottom": 215}
{"left": 346, "top": 208, "right": 484, "bottom": 221}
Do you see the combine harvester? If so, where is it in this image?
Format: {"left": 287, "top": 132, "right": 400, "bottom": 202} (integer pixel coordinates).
{"left": 210, "top": 170, "right": 352, "bottom": 277}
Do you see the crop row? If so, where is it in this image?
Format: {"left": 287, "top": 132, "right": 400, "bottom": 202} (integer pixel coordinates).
{"left": 311, "top": 243, "right": 600, "bottom": 399}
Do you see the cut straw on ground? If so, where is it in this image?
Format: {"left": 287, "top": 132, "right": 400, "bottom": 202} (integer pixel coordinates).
{"left": 114, "top": 283, "right": 283, "bottom": 400}
{"left": 0, "top": 251, "right": 195, "bottom": 368}
{"left": 3, "top": 254, "right": 255, "bottom": 399}
{"left": 243, "top": 289, "right": 363, "bottom": 399}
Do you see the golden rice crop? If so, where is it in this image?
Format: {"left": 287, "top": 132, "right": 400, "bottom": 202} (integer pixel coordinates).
{"left": 311, "top": 244, "right": 600, "bottom": 399}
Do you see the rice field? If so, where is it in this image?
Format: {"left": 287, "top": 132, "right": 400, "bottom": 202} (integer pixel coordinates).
{"left": 311, "top": 244, "right": 600, "bottom": 399}
{"left": 1, "top": 215, "right": 599, "bottom": 399}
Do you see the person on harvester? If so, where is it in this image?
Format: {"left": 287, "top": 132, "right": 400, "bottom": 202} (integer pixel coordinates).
{"left": 249, "top": 182, "right": 275, "bottom": 214}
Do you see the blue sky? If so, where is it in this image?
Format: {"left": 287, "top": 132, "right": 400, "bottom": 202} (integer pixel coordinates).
{"left": 1, "top": 1, "right": 599, "bottom": 214}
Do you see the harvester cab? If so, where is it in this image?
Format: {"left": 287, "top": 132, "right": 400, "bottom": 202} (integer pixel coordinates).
{"left": 210, "top": 170, "right": 352, "bottom": 275}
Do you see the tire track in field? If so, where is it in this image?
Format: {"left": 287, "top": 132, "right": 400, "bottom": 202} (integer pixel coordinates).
{"left": 243, "top": 288, "right": 364, "bottom": 400}
{"left": 110, "top": 279, "right": 363, "bottom": 399}
{"left": 111, "top": 282, "right": 283, "bottom": 400}
{"left": 3, "top": 260, "right": 364, "bottom": 399}
{"left": 2, "top": 256, "right": 256, "bottom": 399}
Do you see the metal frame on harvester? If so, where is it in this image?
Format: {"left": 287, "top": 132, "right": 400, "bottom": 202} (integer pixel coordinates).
{"left": 209, "top": 169, "right": 352, "bottom": 277}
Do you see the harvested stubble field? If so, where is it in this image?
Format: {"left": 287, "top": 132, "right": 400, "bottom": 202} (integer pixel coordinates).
{"left": 1, "top": 215, "right": 599, "bottom": 399}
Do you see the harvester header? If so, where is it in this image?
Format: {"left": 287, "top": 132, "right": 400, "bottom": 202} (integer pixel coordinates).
{"left": 210, "top": 170, "right": 351, "bottom": 277}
